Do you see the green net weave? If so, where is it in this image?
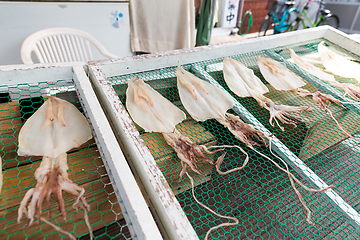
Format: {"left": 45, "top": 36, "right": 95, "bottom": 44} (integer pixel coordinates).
{"left": 0, "top": 80, "right": 132, "bottom": 239}
{"left": 108, "top": 38, "right": 360, "bottom": 239}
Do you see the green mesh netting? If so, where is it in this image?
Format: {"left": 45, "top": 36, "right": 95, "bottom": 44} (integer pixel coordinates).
{"left": 0, "top": 80, "right": 132, "bottom": 239}
{"left": 108, "top": 37, "right": 360, "bottom": 239}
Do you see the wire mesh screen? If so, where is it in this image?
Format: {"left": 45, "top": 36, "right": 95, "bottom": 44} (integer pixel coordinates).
{"left": 108, "top": 38, "right": 360, "bottom": 239}
{"left": 275, "top": 38, "right": 360, "bottom": 221}
{"left": 0, "top": 80, "right": 132, "bottom": 239}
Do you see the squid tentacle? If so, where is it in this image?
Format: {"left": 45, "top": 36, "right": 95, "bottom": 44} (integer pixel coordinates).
{"left": 17, "top": 188, "right": 35, "bottom": 223}
{"left": 263, "top": 97, "right": 311, "bottom": 129}
{"left": 163, "top": 130, "right": 225, "bottom": 181}
{"left": 18, "top": 154, "right": 89, "bottom": 227}
{"left": 218, "top": 113, "right": 269, "bottom": 149}
{"left": 296, "top": 88, "right": 344, "bottom": 111}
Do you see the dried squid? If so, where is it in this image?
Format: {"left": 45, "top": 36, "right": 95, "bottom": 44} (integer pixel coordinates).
{"left": 126, "top": 77, "right": 224, "bottom": 181}
{"left": 289, "top": 48, "right": 360, "bottom": 101}
{"left": 18, "top": 96, "right": 92, "bottom": 158}
{"left": 126, "top": 76, "right": 242, "bottom": 239}
{"left": 318, "top": 41, "right": 360, "bottom": 82}
{"left": 17, "top": 96, "right": 93, "bottom": 236}
{"left": 258, "top": 56, "right": 360, "bottom": 143}
{"left": 223, "top": 57, "right": 310, "bottom": 130}
{"left": 181, "top": 59, "right": 333, "bottom": 224}
{"left": 177, "top": 62, "right": 268, "bottom": 150}
{"left": 177, "top": 62, "right": 278, "bottom": 177}
{"left": 258, "top": 56, "right": 343, "bottom": 111}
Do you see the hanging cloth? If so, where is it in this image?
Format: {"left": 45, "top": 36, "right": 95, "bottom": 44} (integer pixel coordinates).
{"left": 196, "top": 0, "right": 213, "bottom": 46}
{"left": 129, "top": 0, "right": 196, "bottom": 53}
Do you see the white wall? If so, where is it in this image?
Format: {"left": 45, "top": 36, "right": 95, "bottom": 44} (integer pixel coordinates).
{"left": 0, "top": 2, "right": 132, "bottom": 65}
{"left": 325, "top": 1, "right": 360, "bottom": 34}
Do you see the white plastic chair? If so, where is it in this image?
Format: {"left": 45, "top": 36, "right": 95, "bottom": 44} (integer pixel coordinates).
{"left": 21, "top": 27, "right": 119, "bottom": 64}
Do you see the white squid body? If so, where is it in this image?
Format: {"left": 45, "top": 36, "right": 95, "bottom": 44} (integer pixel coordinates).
{"left": 177, "top": 63, "right": 269, "bottom": 148}
{"left": 223, "top": 57, "right": 269, "bottom": 105}
{"left": 258, "top": 56, "right": 306, "bottom": 91}
{"left": 18, "top": 97, "right": 93, "bottom": 158}
{"left": 176, "top": 63, "right": 236, "bottom": 121}
{"left": 223, "top": 57, "right": 310, "bottom": 129}
{"left": 17, "top": 96, "right": 93, "bottom": 226}
{"left": 126, "top": 77, "right": 186, "bottom": 133}
{"left": 126, "top": 76, "right": 223, "bottom": 181}
{"left": 288, "top": 48, "right": 337, "bottom": 84}
{"left": 318, "top": 41, "right": 360, "bottom": 81}
{"left": 223, "top": 57, "right": 269, "bottom": 98}
{"left": 260, "top": 51, "right": 343, "bottom": 113}
{"left": 289, "top": 48, "right": 360, "bottom": 101}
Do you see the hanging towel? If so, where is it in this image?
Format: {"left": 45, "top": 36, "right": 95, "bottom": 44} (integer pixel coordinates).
{"left": 129, "top": 0, "right": 196, "bottom": 53}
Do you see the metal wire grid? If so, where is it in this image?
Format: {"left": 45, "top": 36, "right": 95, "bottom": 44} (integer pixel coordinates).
{"left": 0, "top": 80, "right": 132, "bottom": 239}
{"left": 107, "top": 43, "right": 360, "bottom": 239}
{"left": 274, "top": 38, "right": 360, "bottom": 220}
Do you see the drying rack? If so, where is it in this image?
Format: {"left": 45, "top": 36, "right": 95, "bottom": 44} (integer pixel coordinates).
{"left": 88, "top": 26, "right": 360, "bottom": 239}
{"left": 0, "top": 63, "right": 162, "bottom": 239}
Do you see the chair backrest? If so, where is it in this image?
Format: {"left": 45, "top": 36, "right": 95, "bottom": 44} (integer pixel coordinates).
{"left": 21, "top": 27, "right": 119, "bottom": 64}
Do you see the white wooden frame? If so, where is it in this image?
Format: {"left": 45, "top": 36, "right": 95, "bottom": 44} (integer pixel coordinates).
{"left": 0, "top": 62, "right": 162, "bottom": 240}
{"left": 87, "top": 26, "right": 360, "bottom": 239}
